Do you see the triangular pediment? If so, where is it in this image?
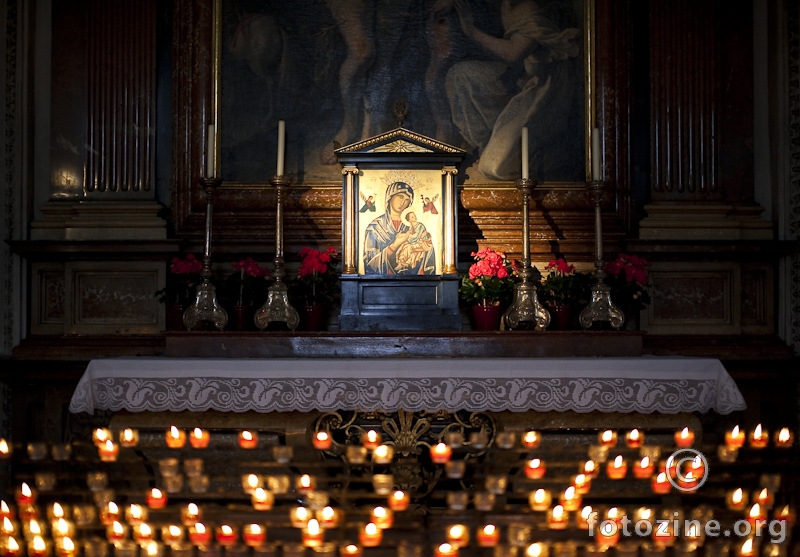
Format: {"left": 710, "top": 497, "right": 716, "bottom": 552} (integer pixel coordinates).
{"left": 335, "top": 128, "right": 465, "bottom": 156}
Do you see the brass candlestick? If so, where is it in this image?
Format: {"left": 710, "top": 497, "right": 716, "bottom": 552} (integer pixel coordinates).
{"left": 183, "top": 177, "right": 228, "bottom": 330}
{"left": 503, "top": 178, "right": 550, "bottom": 330}
{"left": 579, "top": 180, "right": 624, "bottom": 329}
{"left": 255, "top": 175, "right": 299, "bottom": 330}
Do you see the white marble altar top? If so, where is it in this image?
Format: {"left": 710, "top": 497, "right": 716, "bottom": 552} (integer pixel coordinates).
{"left": 68, "top": 356, "right": 746, "bottom": 415}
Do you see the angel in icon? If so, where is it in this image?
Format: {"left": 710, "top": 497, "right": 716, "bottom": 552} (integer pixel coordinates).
{"left": 359, "top": 192, "right": 376, "bottom": 213}
{"left": 422, "top": 194, "right": 439, "bottom": 215}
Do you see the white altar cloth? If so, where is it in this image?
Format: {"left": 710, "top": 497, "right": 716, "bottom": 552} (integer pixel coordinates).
{"left": 68, "top": 357, "right": 746, "bottom": 415}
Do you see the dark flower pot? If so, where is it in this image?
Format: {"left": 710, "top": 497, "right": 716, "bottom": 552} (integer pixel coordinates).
{"left": 232, "top": 304, "right": 253, "bottom": 331}
{"left": 302, "top": 305, "right": 327, "bottom": 331}
{"left": 548, "top": 304, "right": 573, "bottom": 330}
{"left": 166, "top": 303, "right": 185, "bottom": 331}
{"left": 472, "top": 304, "right": 503, "bottom": 331}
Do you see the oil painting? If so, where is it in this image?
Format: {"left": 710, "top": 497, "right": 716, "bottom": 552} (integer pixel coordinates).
{"left": 357, "top": 169, "right": 444, "bottom": 275}
{"left": 218, "top": 0, "right": 587, "bottom": 184}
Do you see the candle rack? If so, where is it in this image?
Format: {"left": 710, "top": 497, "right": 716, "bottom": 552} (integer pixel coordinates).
{"left": 503, "top": 178, "right": 550, "bottom": 330}
{"left": 1, "top": 418, "right": 796, "bottom": 557}
{"left": 579, "top": 180, "right": 624, "bottom": 329}
{"left": 183, "top": 177, "right": 228, "bottom": 331}
{"left": 255, "top": 176, "right": 299, "bottom": 331}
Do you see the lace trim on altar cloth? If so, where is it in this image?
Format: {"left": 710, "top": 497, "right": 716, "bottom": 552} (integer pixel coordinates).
{"left": 69, "top": 376, "right": 746, "bottom": 416}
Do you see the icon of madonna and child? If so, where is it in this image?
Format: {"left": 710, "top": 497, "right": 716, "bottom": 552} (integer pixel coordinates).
{"left": 362, "top": 181, "right": 439, "bottom": 276}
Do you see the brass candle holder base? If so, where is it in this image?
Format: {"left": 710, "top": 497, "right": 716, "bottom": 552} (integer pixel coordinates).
{"left": 579, "top": 180, "right": 623, "bottom": 330}
{"left": 255, "top": 176, "right": 299, "bottom": 331}
{"left": 184, "top": 177, "right": 228, "bottom": 331}
{"left": 504, "top": 178, "right": 550, "bottom": 330}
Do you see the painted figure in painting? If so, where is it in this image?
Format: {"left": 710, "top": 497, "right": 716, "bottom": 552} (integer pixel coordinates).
{"left": 395, "top": 211, "right": 435, "bottom": 274}
{"left": 360, "top": 193, "right": 376, "bottom": 212}
{"left": 363, "top": 182, "right": 436, "bottom": 275}
{"left": 422, "top": 195, "right": 439, "bottom": 214}
{"left": 444, "top": 0, "right": 580, "bottom": 180}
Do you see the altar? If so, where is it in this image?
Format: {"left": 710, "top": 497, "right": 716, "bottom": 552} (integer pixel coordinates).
{"left": 69, "top": 356, "right": 745, "bottom": 416}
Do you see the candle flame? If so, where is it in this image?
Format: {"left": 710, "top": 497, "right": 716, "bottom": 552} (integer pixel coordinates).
{"left": 94, "top": 428, "right": 108, "bottom": 442}
{"left": 0, "top": 440, "right": 8, "bottom": 453}
{"left": 601, "top": 430, "right": 613, "bottom": 442}
{"left": 112, "top": 521, "right": 124, "bottom": 535}
{"left": 733, "top": 488, "right": 743, "bottom": 503}
{"left": 639, "top": 508, "right": 651, "bottom": 520}
{"left": 193, "top": 428, "right": 203, "bottom": 438}
{"left": 169, "top": 526, "right": 181, "bottom": 536}
{"left": 366, "top": 430, "right": 378, "bottom": 442}
{"left": 392, "top": 491, "right": 405, "bottom": 501}
{"left": 374, "top": 445, "right": 388, "bottom": 458}
{"left": 195, "top": 524, "right": 206, "bottom": 534}
{"left": 2, "top": 517, "right": 12, "bottom": 533}
{"left": 140, "top": 524, "right": 152, "bottom": 536}
{"left": 526, "top": 543, "right": 542, "bottom": 557}
{"left": 247, "top": 474, "right": 259, "bottom": 488}
{"left": 533, "top": 489, "right": 547, "bottom": 503}
{"left": 300, "top": 475, "right": 312, "bottom": 488}
{"left": 575, "top": 474, "right": 586, "bottom": 485}
{"left": 150, "top": 489, "right": 162, "bottom": 499}
{"left": 750, "top": 504, "right": 762, "bottom": 518}
{"left": 21, "top": 483, "right": 31, "bottom": 497}
{"left": 656, "top": 472, "right": 667, "bottom": 482}
{"left": 552, "top": 505, "right": 564, "bottom": 519}
{"left": 449, "top": 525, "right": 464, "bottom": 537}
{"left": 681, "top": 427, "right": 690, "bottom": 438}
{"left": 29, "top": 521, "right": 41, "bottom": 535}
{"left": 759, "top": 488, "right": 769, "bottom": 500}
{"left": 55, "top": 518, "right": 69, "bottom": 535}
{"left": 614, "top": 455, "right": 623, "bottom": 467}
{"left": 629, "top": 429, "right": 639, "bottom": 440}
{"left": 145, "top": 542, "right": 158, "bottom": 556}
{"left": 316, "top": 432, "right": 328, "bottom": 441}
{"left": 581, "top": 506, "right": 593, "bottom": 519}
{"left": 188, "top": 503, "right": 198, "bottom": 515}
{"left": 249, "top": 524, "right": 261, "bottom": 534}
{"left": 438, "top": 544, "right": 452, "bottom": 553}
{"left": 253, "top": 488, "right": 267, "bottom": 501}
{"left": 8, "top": 537, "right": 19, "bottom": 551}
{"left": 584, "top": 460, "right": 596, "bottom": 474}
{"left": 32, "top": 536, "right": 45, "bottom": 551}
{"left": 640, "top": 456, "right": 650, "bottom": 468}
{"left": 741, "top": 539, "right": 753, "bottom": 552}
{"left": 344, "top": 546, "right": 358, "bottom": 554}
{"left": 170, "top": 426, "right": 180, "bottom": 438}
{"left": 607, "top": 507, "right": 619, "bottom": 519}
{"left": 779, "top": 428, "right": 791, "bottom": 442}
{"left": 221, "top": 525, "right": 233, "bottom": 535}
{"left": 364, "top": 523, "right": 378, "bottom": 535}
{"left": 295, "top": 507, "right": 308, "bottom": 520}
{"left": 242, "top": 431, "right": 253, "bottom": 441}
{"left": 483, "top": 524, "right": 496, "bottom": 535}
{"left": 1, "top": 501, "right": 9, "bottom": 513}
{"left": 564, "top": 486, "right": 575, "bottom": 499}
{"left": 373, "top": 506, "right": 386, "bottom": 518}
{"left": 732, "top": 425, "right": 740, "bottom": 436}
{"left": 754, "top": 424, "right": 763, "bottom": 437}
{"left": 129, "top": 505, "right": 141, "bottom": 519}
{"left": 322, "top": 507, "right": 335, "bottom": 520}
{"left": 123, "top": 429, "right": 134, "bottom": 442}
{"left": 523, "top": 431, "right": 539, "bottom": 444}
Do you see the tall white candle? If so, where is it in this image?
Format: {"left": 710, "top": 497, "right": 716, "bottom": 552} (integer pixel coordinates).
{"left": 521, "top": 127, "right": 529, "bottom": 180}
{"left": 591, "top": 127, "right": 601, "bottom": 181}
{"left": 277, "top": 120, "right": 286, "bottom": 176}
{"left": 206, "top": 124, "right": 215, "bottom": 178}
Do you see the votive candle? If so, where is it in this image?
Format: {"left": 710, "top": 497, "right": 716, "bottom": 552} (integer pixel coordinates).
{"left": 522, "top": 431, "right": 540, "bottom": 448}
{"left": 215, "top": 525, "right": 237, "bottom": 546}
{"left": 252, "top": 488, "right": 274, "bottom": 511}
{"left": 524, "top": 459, "right": 545, "bottom": 479}
{"left": 749, "top": 424, "right": 768, "bottom": 449}
{"left": 189, "top": 429, "right": 210, "bottom": 449}
{"left": 165, "top": 427, "right": 186, "bottom": 449}
{"left": 313, "top": 432, "right": 331, "bottom": 450}
{"left": 430, "top": 443, "right": 451, "bottom": 464}
{"left": 477, "top": 525, "right": 500, "bottom": 547}
{"left": 674, "top": 427, "right": 695, "bottom": 448}
{"left": 358, "top": 523, "right": 381, "bottom": 547}
{"left": 598, "top": 430, "right": 617, "bottom": 447}
{"left": 362, "top": 430, "right": 381, "bottom": 450}
{"left": 119, "top": 429, "right": 139, "bottom": 448}
{"left": 146, "top": 489, "right": 166, "bottom": 510}
{"left": 725, "top": 426, "right": 746, "bottom": 449}
{"left": 243, "top": 524, "right": 266, "bottom": 547}
{"left": 388, "top": 490, "right": 410, "bottom": 511}
{"left": 774, "top": 427, "right": 794, "bottom": 448}
{"left": 606, "top": 455, "right": 627, "bottom": 479}
{"left": 238, "top": 431, "right": 258, "bottom": 449}
{"left": 547, "top": 505, "right": 569, "bottom": 530}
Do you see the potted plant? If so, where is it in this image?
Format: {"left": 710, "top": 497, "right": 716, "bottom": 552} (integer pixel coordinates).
{"left": 223, "top": 257, "right": 271, "bottom": 330}
{"left": 604, "top": 253, "right": 651, "bottom": 328}
{"left": 292, "top": 246, "right": 340, "bottom": 330}
{"left": 459, "top": 248, "right": 518, "bottom": 331}
{"left": 155, "top": 254, "right": 204, "bottom": 330}
{"left": 539, "top": 258, "right": 592, "bottom": 330}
